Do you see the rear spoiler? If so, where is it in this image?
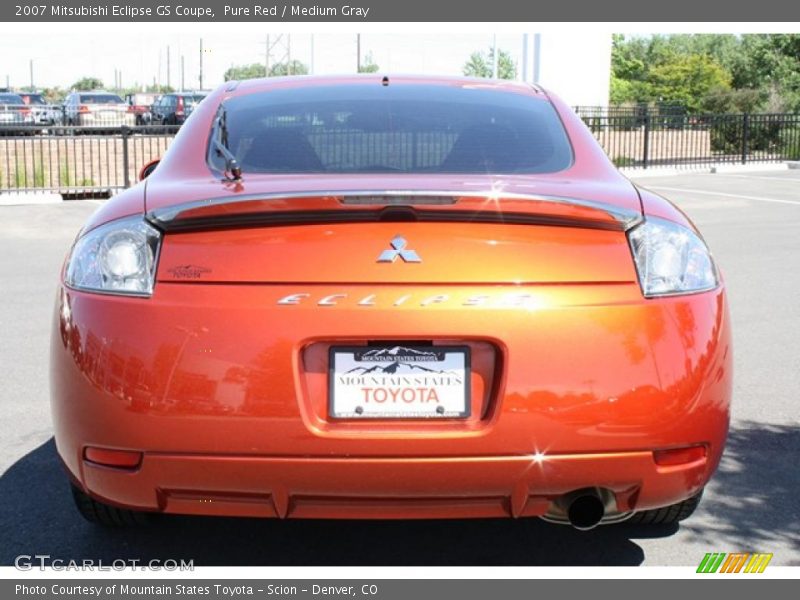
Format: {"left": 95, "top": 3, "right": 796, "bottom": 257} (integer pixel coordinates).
{"left": 146, "top": 190, "right": 643, "bottom": 233}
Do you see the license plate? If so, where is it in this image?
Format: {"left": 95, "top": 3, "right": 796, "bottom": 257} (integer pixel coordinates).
{"left": 329, "top": 345, "right": 470, "bottom": 419}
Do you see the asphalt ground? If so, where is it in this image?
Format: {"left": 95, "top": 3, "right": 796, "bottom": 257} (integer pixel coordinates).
{"left": 1, "top": 169, "right": 798, "bottom": 567}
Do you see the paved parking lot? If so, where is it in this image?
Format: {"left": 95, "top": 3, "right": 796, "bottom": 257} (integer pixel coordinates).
{"left": 1, "top": 170, "right": 798, "bottom": 567}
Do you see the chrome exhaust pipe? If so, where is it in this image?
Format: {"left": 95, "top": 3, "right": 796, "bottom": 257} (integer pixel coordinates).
{"left": 566, "top": 491, "right": 606, "bottom": 531}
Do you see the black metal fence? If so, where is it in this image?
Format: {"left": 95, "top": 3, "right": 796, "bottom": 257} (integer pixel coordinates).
{"left": 578, "top": 110, "right": 800, "bottom": 169}
{"left": 1, "top": 112, "right": 799, "bottom": 197}
{"left": 0, "top": 125, "right": 179, "bottom": 197}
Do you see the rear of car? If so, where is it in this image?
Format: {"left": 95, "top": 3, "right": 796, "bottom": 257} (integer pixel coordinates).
{"left": 0, "top": 92, "right": 33, "bottom": 128}
{"left": 150, "top": 92, "right": 207, "bottom": 125}
{"left": 176, "top": 93, "right": 206, "bottom": 122}
{"left": 51, "top": 77, "right": 731, "bottom": 529}
{"left": 74, "top": 92, "right": 135, "bottom": 127}
{"left": 126, "top": 93, "right": 158, "bottom": 125}
{"left": 18, "top": 92, "right": 58, "bottom": 125}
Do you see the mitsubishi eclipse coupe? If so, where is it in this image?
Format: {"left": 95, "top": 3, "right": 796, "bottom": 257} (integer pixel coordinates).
{"left": 51, "top": 75, "right": 731, "bottom": 530}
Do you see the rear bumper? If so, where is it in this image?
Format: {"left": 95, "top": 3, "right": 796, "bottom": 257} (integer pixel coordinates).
{"left": 51, "top": 281, "right": 732, "bottom": 518}
{"left": 77, "top": 114, "right": 136, "bottom": 126}
{"left": 80, "top": 450, "right": 709, "bottom": 520}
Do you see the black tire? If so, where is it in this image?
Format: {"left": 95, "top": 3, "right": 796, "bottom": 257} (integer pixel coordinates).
{"left": 627, "top": 489, "right": 703, "bottom": 525}
{"left": 70, "top": 483, "right": 149, "bottom": 527}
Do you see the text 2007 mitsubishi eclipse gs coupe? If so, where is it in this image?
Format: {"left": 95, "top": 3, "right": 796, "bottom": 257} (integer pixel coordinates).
{"left": 52, "top": 75, "right": 731, "bottom": 530}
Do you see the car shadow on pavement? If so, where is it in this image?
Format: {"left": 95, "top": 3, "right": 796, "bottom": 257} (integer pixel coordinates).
{"left": 680, "top": 420, "right": 800, "bottom": 558}
{"left": 11, "top": 427, "right": 794, "bottom": 567}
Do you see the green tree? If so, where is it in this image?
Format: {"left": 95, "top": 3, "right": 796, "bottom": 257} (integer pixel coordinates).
{"left": 42, "top": 87, "right": 66, "bottom": 104}
{"left": 610, "top": 33, "right": 800, "bottom": 112}
{"left": 71, "top": 77, "right": 104, "bottom": 91}
{"left": 224, "top": 63, "right": 266, "bottom": 81}
{"left": 647, "top": 54, "right": 731, "bottom": 112}
{"left": 463, "top": 47, "right": 517, "bottom": 80}
{"left": 145, "top": 84, "right": 175, "bottom": 94}
{"left": 358, "top": 52, "right": 380, "bottom": 74}
{"left": 268, "top": 60, "right": 309, "bottom": 77}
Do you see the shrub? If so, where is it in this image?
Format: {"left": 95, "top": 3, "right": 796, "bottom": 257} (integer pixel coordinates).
{"left": 613, "top": 156, "right": 638, "bottom": 168}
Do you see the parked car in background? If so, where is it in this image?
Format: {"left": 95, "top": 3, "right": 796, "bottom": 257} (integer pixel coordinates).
{"left": 125, "top": 92, "right": 159, "bottom": 125}
{"left": 18, "top": 92, "right": 62, "bottom": 125}
{"left": 0, "top": 92, "right": 34, "bottom": 130}
{"left": 149, "top": 92, "right": 207, "bottom": 125}
{"left": 63, "top": 91, "right": 136, "bottom": 128}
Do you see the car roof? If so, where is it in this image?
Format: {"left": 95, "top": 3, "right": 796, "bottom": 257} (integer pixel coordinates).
{"left": 226, "top": 74, "right": 547, "bottom": 100}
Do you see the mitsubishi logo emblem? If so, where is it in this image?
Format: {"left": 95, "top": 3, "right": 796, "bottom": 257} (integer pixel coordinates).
{"left": 377, "top": 235, "right": 422, "bottom": 263}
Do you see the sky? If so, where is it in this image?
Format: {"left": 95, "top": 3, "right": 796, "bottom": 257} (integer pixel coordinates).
{"left": 0, "top": 31, "right": 528, "bottom": 91}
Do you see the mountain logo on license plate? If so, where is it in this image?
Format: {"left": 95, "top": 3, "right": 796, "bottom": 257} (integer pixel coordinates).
{"left": 329, "top": 345, "right": 470, "bottom": 419}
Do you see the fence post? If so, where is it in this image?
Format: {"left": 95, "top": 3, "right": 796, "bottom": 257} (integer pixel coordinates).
{"left": 741, "top": 113, "right": 750, "bottom": 164}
{"left": 121, "top": 126, "right": 131, "bottom": 188}
{"left": 642, "top": 108, "right": 651, "bottom": 169}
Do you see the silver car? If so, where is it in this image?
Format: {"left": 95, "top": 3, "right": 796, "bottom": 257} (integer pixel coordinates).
{"left": 0, "top": 93, "right": 34, "bottom": 128}
{"left": 63, "top": 91, "right": 136, "bottom": 128}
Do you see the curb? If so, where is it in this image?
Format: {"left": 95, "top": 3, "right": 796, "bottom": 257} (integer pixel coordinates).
{"left": 621, "top": 162, "right": 792, "bottom": 178}
{"left": 0, "top": 192, "right": 63, "bottom": 206}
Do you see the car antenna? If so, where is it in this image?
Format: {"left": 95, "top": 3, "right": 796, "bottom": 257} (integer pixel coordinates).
{"left": 381, "top": 76, "right": 390, "bottom": 87}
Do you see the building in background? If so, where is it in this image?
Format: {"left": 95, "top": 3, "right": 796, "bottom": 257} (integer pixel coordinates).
{"left": 519, "top": 33, "right": 612, "bottom": 106}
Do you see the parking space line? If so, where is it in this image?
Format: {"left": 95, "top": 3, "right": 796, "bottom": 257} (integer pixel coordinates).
{"left": 646, "top": 186, "right": 800, "bottom": 206}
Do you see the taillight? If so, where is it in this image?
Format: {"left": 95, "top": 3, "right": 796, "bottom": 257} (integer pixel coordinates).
{"left": 78, "top": 104, "right": 90, "bottom": 114}
{"left": 176, "top": 96, "right": 184, "bottom": 116}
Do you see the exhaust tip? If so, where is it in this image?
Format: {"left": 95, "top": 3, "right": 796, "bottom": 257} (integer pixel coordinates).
{"left": 567, "top": 494, "right": 605, "bottom": 530}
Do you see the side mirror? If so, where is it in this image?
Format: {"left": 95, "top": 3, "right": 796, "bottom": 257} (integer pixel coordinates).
{"left": 138, "top": 159, "right": 160, "bottom": 181}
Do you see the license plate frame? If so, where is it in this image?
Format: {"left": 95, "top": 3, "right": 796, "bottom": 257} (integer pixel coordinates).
{"left": 328, "top": 345, "right": 471, "bottom": 420}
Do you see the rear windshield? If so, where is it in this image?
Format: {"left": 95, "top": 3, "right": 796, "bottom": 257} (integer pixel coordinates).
{"left": 80, "top": 94, "right": 124, "bottom": 104}
{"left": 182, "top": 95, "right": 205, "bottom": 104}
{"left": 209, "top": 84, "right": 573, "bottom": 175}
{"left": 23, "top": 94, "right": 46, "bottom": 105}
{"left": 0, "top": 94, "right": 24, "bottom": 105}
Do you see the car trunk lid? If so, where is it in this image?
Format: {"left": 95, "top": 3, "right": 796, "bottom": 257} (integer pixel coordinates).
{"left": 151, "top": 179, "right": 642, "bottom": 285}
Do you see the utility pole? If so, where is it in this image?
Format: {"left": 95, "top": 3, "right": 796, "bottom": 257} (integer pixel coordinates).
{"left": 287, "top": 34, "right": 292, "bottom": 75}
{"left": 522, "top": 34, "right": 529, "bottom": 82}
{"left": 166, "top": 46, "right": 171, "bottom": 89}
{"left": 265, "top": 34, "right": 270, "bottom": 77}
{"left": 29, "top": 59, "right": 33, "bottom": 90}
{"left": 492, "top": 35, "right": 498, "bottom": 79}
{"left": 181, "top": 55, "right": 185, "bottom": 92}
{"left": 356, "top": 34, "right": 361, "bottom": 72}
{"left": 199, "top": 38, "right": 204, "bottom": 90}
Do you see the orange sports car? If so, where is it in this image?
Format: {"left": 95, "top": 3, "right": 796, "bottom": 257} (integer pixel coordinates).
{"left": 51, "top": 75, "right": 731, "bottom": 530}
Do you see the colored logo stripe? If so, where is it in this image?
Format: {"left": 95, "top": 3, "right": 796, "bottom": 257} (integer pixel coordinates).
{"left": 745, "top": 553, "right": 773, "bottom": 573}
{"left": 697, "top": 552, "right": 773, "bottom": 573}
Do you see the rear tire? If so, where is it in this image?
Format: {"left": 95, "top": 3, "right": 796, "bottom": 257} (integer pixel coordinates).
{"left": 627, "top": 489, "right": 703, "bottom": 525}
{"left": 70, "top": 483, "right": 149, "bottom": 527}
